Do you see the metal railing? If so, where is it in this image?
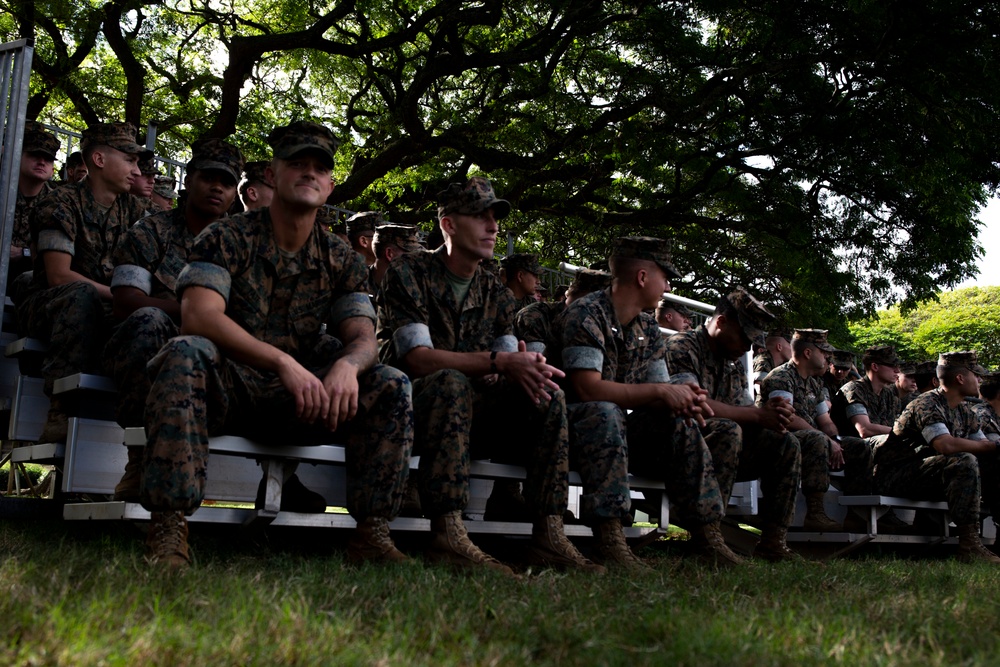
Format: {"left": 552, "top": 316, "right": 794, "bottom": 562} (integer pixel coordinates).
{"left": 0, "top": 38, "right": 34, "bottom": 300}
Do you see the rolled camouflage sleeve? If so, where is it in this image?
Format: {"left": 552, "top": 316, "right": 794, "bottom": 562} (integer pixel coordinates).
{"left": 560, "top": 302, "right": 606, "bottom": 375}
{"left": 665, "top": 331, "right": 701, "bottom": 388}
{"left": 330, "top": 242, "right": 376, "bottom": 326}
{"left": 761, "top": 373, "right": 794, "bottom": 406}
{"left": 380, "top": 258, "right": 433, "bottom": 361}
{"left": 111, "top": 218, "right": 162, "bottom": 295}
{"left": 176, "top": 221, "right": 245, "bottom": 302}
{"left": 31, "top": 188, "right": 77, "bottom": 255}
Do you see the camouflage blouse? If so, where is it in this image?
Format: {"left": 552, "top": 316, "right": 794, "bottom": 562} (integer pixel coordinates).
{"left": 875, "top": 389, "right": 985, "bottom": 467}
{"left": 111, "top": 208, "right": 195, "bottom": 301}
{"left": 666, "top": 325, "right": 752, "bottom": 406}
{"left": 758, "top": 359, "right": 829, "bottom": 427}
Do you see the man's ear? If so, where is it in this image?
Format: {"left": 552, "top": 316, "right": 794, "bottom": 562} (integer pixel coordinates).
{"left": 439, "top": 215, "right": 456, "bottom": 237}
{"left": 635, "top": 268, "right": 648, "bottom": 288}
{"left": 90, "top": 149, "right": 106, "bottom": 169}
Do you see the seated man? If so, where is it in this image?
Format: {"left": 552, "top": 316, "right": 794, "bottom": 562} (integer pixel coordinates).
{"left": 501, "top": 253, "right": 542, "bottom": 311}
{"left": 900, "top": 361, "right": 938, "bottom": 412}
{"left": 552, "top": 236, "right": 743, "bottom": 568}
{"left": 369, "top": 223, "right": 424, "bottom": 298}
{"left": 345, "top": 210, "right": 382, "bottom": 265}
{"left": 106, "top": 138, "right": 245, "bottom": 501}
{"left": 140, "top": 121, "right": 413, "bottom": 569}
{"left": 377, "top": 177, "right": 600, "bottom": 574}
{"left": 874, "top": 351, "right": 1000, "bottom": 563}
{"left": 753, "top": 328, "right": 791, "bottom": 386}
{"left": 759, "top": 329, "right": 873, "bottom": 531}
{"left": 823, "top": 350, "right": 855, "bottom": 404}
{"left": 833, "top": 345, "right": 901, "bottom": 440}
{"left": 129, "top": 154, "right": 158, "bottom": 206}
{"left": 667, "top": 289, "right": 802, "bottom": 561}
{"left": 655, "top": 299, "right": 693, "bottom": 332}
{"left": 10, "top": 121, "right": 59, "bottom": 282}
{"left": 150, "top": 175, "right": 178, "bottom": 212}
{"left": 515, "top": 268, "right": 609, "bottom": 355}
{"left": 17, "top": 122, "right": 151, "bottom": 444}
{"left": 62, "top": 151, "right": 88, "bottom": 184}
{"left": 239, "top": 160, "right": 273, "bottom": 211}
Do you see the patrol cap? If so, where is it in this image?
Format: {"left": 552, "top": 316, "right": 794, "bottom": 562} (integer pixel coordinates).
{"left": 243, "top": 160, "right": 271, "bottom": 186}
{"left": 137, "top": 154, "right": 160, "bottom": 176}
{"left": 373, "top": 223, "right": 424, "bottom": 253}
{"left": 570, "top": 268, "right": 611, "bottom": 293}
{"left": 611, "top": 236, "right": 681, "bottom": 280}
{"left": 501, "top": 253, "right": 541, "bottom": 277}
{"left": 153, "top": 175, "right": 178, "bottom": 200}
{"left": 436, "top": 176, "right": 511, "bottom": 219}
{"left": 187, "top": 138, "right": 246, "bottom": 183}
{"left": 831, "top": 350, "right": 855, "bottom": 369}
{"left": 22, "top": 121, "right": 59, "bottom": 159}
{"left": 81, "top": 122, "right": 153, "bottom": 158}
{"left": 723, "top": 288, "right": 775, "bottom": 346}
{"left": 766, "top": 328, "right": 793, "bottom": 342}
{"left": 979, "top": 371, "right": 1000, "bottom": 393}
{"left": 938, "top": 351, "right": 988, "bottom": 376}
{"left": 793, "top": 328, "right": 836, "bottom": 353}
{"left": 914, "top": 360, "right": 937, "bottom": 376}
{"left": 862, "top": 345, "right": 900, "bottom": 368}
{"left": 346, "top": 211, "right": 384, "bottom": 237}
{"left": 267, "top": 120, "right": 338, "bottom": 168}
{"left": 898, "top": 362, "right": 917, "bottom": 376}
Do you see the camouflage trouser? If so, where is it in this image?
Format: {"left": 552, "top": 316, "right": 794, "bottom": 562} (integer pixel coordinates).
{"left": 566, "top": 401, "right": 630, "bottom": 523}
{"left": 797, "top": 430, "right": 874, "bottom": 495}
{"left": 626, "top": 412, "right": 741, "bottom": 526}
{"left": 140, "top": 335, "right": 413, "bottom": 520}
{"left": 411, "top": 368, "right": 569, "bottom": 518}
{"left": 15, "top": 281, "right": 114, "bottom": 397}
{"left": 736, "top": 426, "right": 801, "bottom": 528}
{"left": 875, "top": 453, "right": 981, "bottom": 525}
{"left": 103, "top": 306, "right": 178, "bottom": 428}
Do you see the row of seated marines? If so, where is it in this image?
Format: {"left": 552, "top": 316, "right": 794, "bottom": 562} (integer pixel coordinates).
{"left": 7, "top": 118, "right": 1000, "bottom": 575}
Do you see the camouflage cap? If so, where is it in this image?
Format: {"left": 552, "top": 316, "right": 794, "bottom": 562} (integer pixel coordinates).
{"left": 724, "top": 288, "right": 776, "bottom": 345}
{"left": 862, "top": 345, "right": 900, "bottom": 368}
{"left": 243, "top": 160, "right": 271, "bottom": 186}
{"left": 831, "top": 350, "right": 855, "bottom": 369}
{"left": 346, "top": 211, "right": 385, "bottom": 237}
{"left": 153, "top": 175, "right": 178, "bottom": 199}
{"left": 373, "top": 223, "right": 424, "bottom": 253}
{"left": 570, "top": 268, "right": 611, "bottom": 293}
{"left": 501, "top": 253, "right": 542, "bottom": 277}
{"left": 267, "top": 120, "right": 339, "bottom": 168}
{"left": 611, "top": 236, "right": 682, "bottom": 280}
{"left": 938, "top": 351, "right": 988, "bottom": 375}
{"left": 22, "top": 121, "right": 59, "bottom": 159}
{"left": 793, "top": 328, "right": 837, "bottom": 353}
{"left": 436, "top": 176, "right": 511, "bottom": 219}
{"left": 979, "top": 371, "right": 1000, "bottom": 392}
{"left": 480, "top": 257, "right": 500, "bottom": 275}
{"left": 137, "top": 154, "right": 160, "bottom": 176}
{"left": 187, "top": 138, "right": 245, "bottom": 182}
{"left": 81, "top": 122, "right": 152, "bottom": 158}
{"left": 766, "top": 328, "right": 793, "bottom": 342}
{"left": 914, "top": 360, "right": 937, "bottom": 376}
{"left": 898, "top": 362, "right": 916, "bottom": 376}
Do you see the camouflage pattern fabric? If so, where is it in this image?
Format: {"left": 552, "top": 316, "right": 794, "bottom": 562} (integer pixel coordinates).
{"left": 268, "top": 121, "right": 339, "bottom": 166}
{"left": 833, "top": 376, "right": 900, "bottom": 435}
{"left": 514, "top": 300, "right": 564, "bottom": 354}
{"left": 554, "top": 288, "right": 730, "bottom": 526}
{"left": 112, "top": 208, "right": 197, "bottom": 301}
{"left": 514, "top": 294, "right": 537, "bottom": 312}
{"left": 141, "top": 334, "right": 412, "bottom": 518}
{"left": 822, "top": 372, "right": 846, "bottom": 408}
{"left": 752, "top": 351, "right": 773, "bottom": 383}
{"left": 104, "top": 307, "right": 177, "bottom": 427}
{"left": 141, "top": 208, "right": 411, "bottom": 521}
{"left": 972, "top": 400, "right": 1000, "bottom": 442}
{"left": 436, "top": 177, "right": 510, "bottom": 219}
{"left": 758, "top": 359, "right": 827, "bottom": 427}
{"left": 874, "top": 389, "right": 991, "bottom": 524}
{"left": 12, "top": 181, "right": 53, "bottom": 248}
{"left": 376, "top": 248, "right": 569, "bottom": 517}
{"left": 666, "top": 326, "right": 799, "bottom": 527}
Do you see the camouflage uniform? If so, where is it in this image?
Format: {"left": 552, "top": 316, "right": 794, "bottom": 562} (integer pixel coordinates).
{"left": 667, "top": 325, "right": 800, "bottom": 528}
{"left": 874, "top": 388, "right": 997, "bottom": 524}
{"left": 141, "top": 208, "right": 413, "bottom": 521}
{"left": 972, "top": 400, "right": 1000, "bottom": 442}
{"left": 514, "top": 300, "right": 564, "bottom": 354}
{"left": 760, "top": 360, "right": 873, "bottom": 495}
{"left": 752, "top": 351, "right": 773, "bottom": 384}
{"left": 12, "top": 182, "right": 53, "bottom": 251}
{"left": 17, "top": 133, "right": 150, "bottom": 402}
{"left": 551, "top": 287, "right": 734, "bottom": 526}
{"left": 833, "top": 376, "right": 899, "bottom": 442}
{"left": 376, "top": 246, "right": 569, "bottom": 518}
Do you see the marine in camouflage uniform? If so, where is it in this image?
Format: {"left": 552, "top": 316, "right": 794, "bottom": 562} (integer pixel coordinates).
{"left": 759, "top": 329, "right": 874, "bottom": 530}
{"left": 514, "top": 268, "right": 610, "bottom": 355}
{"left": 345, "top": 210, "right": 383, "bottom": 266}
{"left": 8, "top": 121, "right": 60, "bottom": 292}
{"left": 666, "top": 289, "right": 803, "bottom": 561}
{"left": 16, "top": 122, "right": 152, "bottom": 444}
{"left": 551, "top": 237, "right": 742, "bottom": 567}
{"left": 141, "top": 121, "right": 413, "bottom": 568}
{"left": 874, "top": 352, "right": 1000, "bottom": 562}
{"left": 832, "top": 346, "right": 901, "bottom": 442}
{"left": 501, "top": 253, "right": 542, "bottom": 312}
{"left": 377, "top": 176, "right": 599, "bottom": 574}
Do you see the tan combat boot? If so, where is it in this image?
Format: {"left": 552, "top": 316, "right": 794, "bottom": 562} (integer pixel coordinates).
{"left": 956, "top": 524, "right": 1000, "bottom": 564}
{"left": 754, "top": 524, "right": 803, "bottom": 563}
{"left": 428, "top": 511, "right": 514, "bottom": 575}
{"left": 593, "top": 519, "right": 650, "bottom": 571}
{"left": 146, "top": 511, "right": 191, "bottom": 569}
{"left": 526, "top": 516, "right": 605, "bottom": 573}
{"left": 802, "top": 492, "right": 842, "bottom": 532}
{"left": 113, "top": 445, "right": 142, "bottom": 502}
{"left": 689, "top": 521, "right": 745, "bottom": 567}
{"left": 347, "top": 517, "right": 408, "bottom": 564}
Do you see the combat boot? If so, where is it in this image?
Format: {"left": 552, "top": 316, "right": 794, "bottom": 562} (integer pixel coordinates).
{"left": 956, "top": 524, "right": 1000, "bottom": 564}
{"left": 754, "top": 524, "right": 803, "bottom": 563}
{"left": 347, "top": 517, "right": 408, "bottom": 564}
{"left": 113, "top": 445, "right": 142, "bottom": 502}
{"left": 802, "top": 492, "right": 842, "bottom": 532}
{"left": 689, "top": 521, "right": 745, "bottom": 567}
{"left": 428, "top": 511, "right": 514, "bottom": 575}
{"left": 146, "top": 511, "right": 191, "bottom": 569}
{"left": 525, "top": 516, "right": 605, "bottom": 573}
{"left": 593, "top": 519, "right": 650, "bottom": 571}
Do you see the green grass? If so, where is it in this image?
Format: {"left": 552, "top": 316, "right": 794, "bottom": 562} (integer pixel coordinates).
{"left": 2, "top": 508, "right": 1000, "bottom": 666}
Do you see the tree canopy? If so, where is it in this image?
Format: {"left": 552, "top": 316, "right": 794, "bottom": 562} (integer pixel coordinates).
{"left": 848, "top": 287, "right": 1000, "bottom": 370}
{"left": 4, "top": 0, "right": 999, "bottom": 331}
